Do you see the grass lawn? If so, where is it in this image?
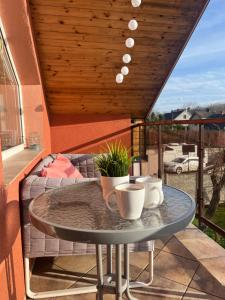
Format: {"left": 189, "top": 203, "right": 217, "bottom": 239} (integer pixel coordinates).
{"left": 194, "top": 205, "right": 225, "bottom": 249}
{"left": 211, "top": 205, "right": 225, "bottom": 230}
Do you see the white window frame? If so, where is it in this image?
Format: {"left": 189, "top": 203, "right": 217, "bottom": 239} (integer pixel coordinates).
{"left": 0, "top": 20, "right": 26, "bottom": 160}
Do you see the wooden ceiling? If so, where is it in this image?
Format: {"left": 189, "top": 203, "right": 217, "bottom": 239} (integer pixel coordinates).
{"left": 29, "top": 0, "right": 208, "bottom": 118}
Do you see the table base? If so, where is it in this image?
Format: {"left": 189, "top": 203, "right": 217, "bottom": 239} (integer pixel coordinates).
{"left": 96, "top": 243, "right": 154, "bottom": 300}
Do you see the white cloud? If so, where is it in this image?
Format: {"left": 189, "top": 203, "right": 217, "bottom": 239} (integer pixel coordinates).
{"left": 154, "top": 70, "right": 225, "bottom": 112}
{"left": 153, "top": 0, "right": 225, "bottom": 113}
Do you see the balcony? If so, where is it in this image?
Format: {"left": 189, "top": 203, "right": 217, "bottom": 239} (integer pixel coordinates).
{"left": 27, "top": 119, "right": 225, "bottom": 300}
{"left": 1, "top": 1, "right": 225, "bottom": 300}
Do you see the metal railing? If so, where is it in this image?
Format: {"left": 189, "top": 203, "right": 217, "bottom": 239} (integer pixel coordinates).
{"left": 131, "top": 118, "right": 225, "bottom": 240}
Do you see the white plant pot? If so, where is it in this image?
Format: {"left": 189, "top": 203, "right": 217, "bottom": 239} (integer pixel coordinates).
{"left": 100, "top": 175, "right": 130, "bottom": 201}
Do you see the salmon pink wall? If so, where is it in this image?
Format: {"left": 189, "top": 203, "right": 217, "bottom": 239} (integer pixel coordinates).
{"left": 0, "top": 181, "right": 25, "bottom": 300}
{"left": 21, "top": 85, "right": 51, "bottom": 150}
{"left": 0, "top": 1, "right": 51, "bottom": 300}
{"left": 50, "top": 114, "right": 131, "bottom": 154}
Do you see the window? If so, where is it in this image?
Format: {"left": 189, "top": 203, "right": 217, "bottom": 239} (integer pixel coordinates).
{"left": 0, "top": 29, "right": 23, "bottom": 154}
{"left": 172, "top": 157, "right": 186, "bottom": 163}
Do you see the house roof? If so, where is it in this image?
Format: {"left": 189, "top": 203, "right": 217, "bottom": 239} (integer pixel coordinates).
{"left": 190, "top": 111, "right": 211, "bottom": 119}
{"left": 29, "top": 0, "right": 209, "bottom": 118}
{"left": 205, "top": 114, "right": 225, "bottom": 130}
{"left": 164, "top": 109, "right": 185, "bottom": 120}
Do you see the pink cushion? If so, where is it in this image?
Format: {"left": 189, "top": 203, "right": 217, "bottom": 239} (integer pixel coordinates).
{"left": 55, "top": 153, "right": 70, "bottom": 163}
{"left": 41, "top": 154, "right": 83, "bottom": 179}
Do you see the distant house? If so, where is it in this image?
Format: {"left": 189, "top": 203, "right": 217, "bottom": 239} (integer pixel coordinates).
{"left": 191, "top": 111, "right": 211, "bottom": 120}
{"left": 163, "top": 108, "right": 192, "bottom": 126}
{"left": 204, "top": 113, "right": 225, "bottom": 131}
{"left": 189, "top": 110, "right": 212, "bottom": 130}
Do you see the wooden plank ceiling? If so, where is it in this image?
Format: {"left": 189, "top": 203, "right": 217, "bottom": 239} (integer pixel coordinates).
{"left": 29, "top": 0, "right": 208, "bottom": 118}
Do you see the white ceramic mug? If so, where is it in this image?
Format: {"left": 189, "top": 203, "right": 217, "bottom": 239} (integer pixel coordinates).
{"left": 135, "top": 177, "right": 164, "bottom": 208}
{"left": 105, "top": 183, "right": 145, "bottom": 220}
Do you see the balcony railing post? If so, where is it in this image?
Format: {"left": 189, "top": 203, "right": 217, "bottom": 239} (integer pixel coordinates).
{"left": 157, "top": 125, "right": 163, "bottom": 180}
{"left": 144, "top": 124, "right": 147, "bottom": 160}
{"left": 197, "top": 124, "right": 204, "bottom": 227}
{"left": 139, "top": 124, "right": 141, "bottom": 158}
{"left": 131, "top": 125, "right": 134, "bottom": 176}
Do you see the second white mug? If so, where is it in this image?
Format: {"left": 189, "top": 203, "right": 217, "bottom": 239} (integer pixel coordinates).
{"left": 105, "top": 183, "right": 145, "bottom": 220}
{"left": 136, "top": 176, "right": 164, "bottom": 208}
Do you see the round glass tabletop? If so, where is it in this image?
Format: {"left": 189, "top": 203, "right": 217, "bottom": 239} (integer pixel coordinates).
{"left": 29, "top": 181, "right": 195, "bottom": 244}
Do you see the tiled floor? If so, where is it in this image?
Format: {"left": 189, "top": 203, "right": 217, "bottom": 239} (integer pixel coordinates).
{"left": 30, "top": 229, "right": 225, "bottom": 300}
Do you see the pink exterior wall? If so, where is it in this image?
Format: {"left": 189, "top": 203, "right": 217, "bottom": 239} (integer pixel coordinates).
{"left": 0, "top": 1, "right": 51, "bottom": 300}
{"left": 50, "top": 114, "right": 131, "bottom": 153}
{"left": 21, "top": 85, "right": 50, "bottom": 150}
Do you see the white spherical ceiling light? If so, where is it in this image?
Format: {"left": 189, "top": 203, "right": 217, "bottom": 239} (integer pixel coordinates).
{"left": 125, "top": 38, "right": 135, "bottom": 48}
{"left": 121, "top": 66, "right": 129, "bottom": 76}
{"left": 116, "top": 73, "right": 124, "bottom": 84}
{"left": 122, "top": 54, "right": 131, "bottom": 64}
{"left": 128, "top": 19, "right": 138, "bottom": 31}
{"left": 131, "top": 0, "right": 142, "bottom": 7}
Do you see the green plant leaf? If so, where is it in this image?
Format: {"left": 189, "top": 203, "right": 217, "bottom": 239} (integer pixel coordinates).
{"left": 95, "top": 141, "right": 131, "bottom": 177}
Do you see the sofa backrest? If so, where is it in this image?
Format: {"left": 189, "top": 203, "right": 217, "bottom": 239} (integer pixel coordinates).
{"left": 29, "top": 154, "right": 100, "bottom": 178}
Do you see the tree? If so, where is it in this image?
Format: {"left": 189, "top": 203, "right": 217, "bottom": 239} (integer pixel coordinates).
{"left": 206, "top": 148, "right": 225, "bottom": 218}
{"left": 147, "top": 111, "right": 162, "bottom": 122}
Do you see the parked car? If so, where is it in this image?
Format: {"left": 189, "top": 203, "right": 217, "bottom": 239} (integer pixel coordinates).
{"left": 164, "top": 156, "right": 205, "bottom": 174}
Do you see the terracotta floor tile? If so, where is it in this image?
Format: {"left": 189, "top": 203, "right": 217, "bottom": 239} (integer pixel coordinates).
{"left": 73, "top": 251, "right": 155, "bottom": 287}
{"left": 183, "top": 287, "right": 224, "bottom": 300}
{"left": 53, "top": 255, "right": 96, "bottom": 274}
{"left": 199, "top": 256, "right": 225, "bottom": 286}
{"left": 190, "top": 265, "right": 225, "bottom": 299}
{"left": 53, "top": 294, "right": 97, "bottom": 300}
{"left": 29, "top": 229, "right": 224, "bottom": 300}
{"left": 155, "top": 236, "right": 173, "bottom": 250}
{"left": 135, "top": 272, "right": 187, "bottom": 299}
{"left": 162, "top": 237, "right": 196, "bottom": 261}
{"left": 152, "top": 251, "right": 199, "bottom": 286}
{"left": 52, "top": 293, "right": 97, "bottom": 300}
{"left": 33, "top": 257, "right": 59, "bottom": 272}
{"left": 30, "top": 273, "right": 75, "bottom": 293}
{"left": 130, "top": 250, "right": 160, "bottom": 279}
{"left": 182, "top": 237, "right": 225, "bottom": 260}
{"left": 32, "top": 257, "right": 76, "bottom": 292}
{"left": 175, "top": 229, "right": 225, "bottom": 260}
{"left": 61, "top": 293, "right": 125, "bottom": 300}
{"left": 73, "top": 273, "right": 187, "bottom": 300}
{"left": 31, "top": 256, "right": 97, "bottom": 294}
{"left": 175, "top": 227, "right": 205, "bottom": 241}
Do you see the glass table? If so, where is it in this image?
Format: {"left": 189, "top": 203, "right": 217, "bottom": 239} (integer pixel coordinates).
{"left": 29, "top": 181, "right": 195, "bottom": 300}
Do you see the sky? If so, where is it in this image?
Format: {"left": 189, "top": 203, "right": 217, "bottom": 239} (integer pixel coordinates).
{"left": 153, "top": 0, "right": 225, "bottom": 113}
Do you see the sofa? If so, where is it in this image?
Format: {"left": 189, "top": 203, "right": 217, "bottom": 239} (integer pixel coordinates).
{"left": 21, "top": 154, "right": 154, "bottom": 298}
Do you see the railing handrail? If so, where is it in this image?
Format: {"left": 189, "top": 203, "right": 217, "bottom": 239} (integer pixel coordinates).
{"left": 131, "top": 117, "right": 225, "bottom": 128}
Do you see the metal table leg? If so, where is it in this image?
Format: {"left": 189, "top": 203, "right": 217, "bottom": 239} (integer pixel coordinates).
{"left": 124, "top": 244, "right": 138, "bottom": 300}
{"left": 97, "top": 243, "right": 152, "bottom": 300}
{"left": 107, "top": 245, "right": 113, "bottom": 274}
{"left": 129, "top": 241, "right": 154, "bottom": 289}
{"left": 115, "top": 244, "right": 123, "bottom": 300}
{"left": 96, "top": 245, "right": 104, "bottom": 300}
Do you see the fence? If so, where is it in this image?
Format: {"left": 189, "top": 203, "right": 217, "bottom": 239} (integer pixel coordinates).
{"left": 131, "top": 118, "right": 225, "bottom": 240}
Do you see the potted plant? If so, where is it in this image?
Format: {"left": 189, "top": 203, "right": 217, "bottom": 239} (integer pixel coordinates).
{"left": 95, "top": 142, "right": 131, "bottom": 200}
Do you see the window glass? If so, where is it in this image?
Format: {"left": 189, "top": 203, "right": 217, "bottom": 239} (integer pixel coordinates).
{"left": 0, "top": 31, "right": 23, "bottom": 151}
{"left": 173, "top": 157, "right": 186, "bottom": 163}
